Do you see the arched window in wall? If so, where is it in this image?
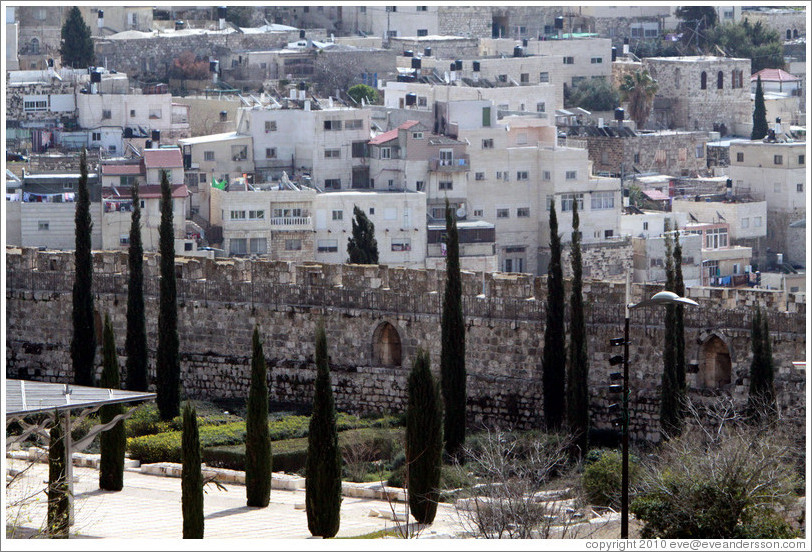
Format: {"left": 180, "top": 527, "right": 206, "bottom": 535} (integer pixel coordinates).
{"left": 372, "top": 322, "right": 402, "bottom": 367}
{"left": 674, "top": 68, "right": 680, "bottom": 89}
{"left": 717, "top": 71, "right": 724, "bottom": 89}
{"left": 787, "top": 29, "right": 792, "bottom": 40}
{"left": 30, "top": 37, "right": 40, "bottom": 55}
{"left": 700, "top": 71, "right": 707, "bottom": 90}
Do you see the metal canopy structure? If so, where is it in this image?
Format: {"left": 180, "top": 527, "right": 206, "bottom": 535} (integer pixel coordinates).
{"left": 6, "top": 379, "right": 156, "bottom": 528}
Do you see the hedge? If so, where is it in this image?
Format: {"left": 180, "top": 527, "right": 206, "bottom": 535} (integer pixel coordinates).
{"left": 128, "top": 422, "right": 247, "bottom": 464}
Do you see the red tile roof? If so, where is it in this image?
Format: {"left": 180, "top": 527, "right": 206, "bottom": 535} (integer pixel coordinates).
{"left": 101, "top": 163, "right": 143, "bottom": 176}
{"left": 369, "top": 120, "right": 419, "bottom": 145}
{"left": 751, "top": 68, "right": 799, "bottom": 82}
{"left": 642, "top": 189, "right": 670, "bottom": 201}
{"left": 105, "top": 184, "right": 189, "bottom": 200}
{"left": 142, "top": 148, "right": 183, "bottom": 169}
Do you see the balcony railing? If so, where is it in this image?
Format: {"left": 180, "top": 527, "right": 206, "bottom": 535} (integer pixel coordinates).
{"left": 429, "top": 155, "right": 470, "bottom": 172}
{"left": 269, "top": 216, "right": 312, "bottom": 229}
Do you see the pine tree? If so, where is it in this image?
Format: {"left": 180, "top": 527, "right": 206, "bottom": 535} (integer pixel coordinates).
{"left": 246, "top": 326, "right": 272, "bottom": 508}
{"left": 347, "top": 205, "right": 379, "bottom": 264}
{"left": 125, "top": 183, "right": 149, "bottom": 392}
{"left": 47, "top": 415, "right": 69, "bottom": 538}
{"left": 440, "top": 200, "right": 467, "bottom": 459}
{"left": 406, "top": 348, "right": 443, "bottom": 524}
{"left": 566, "top": 199, "right": 589, "bottom": 458}
{"left": 747, "top": 307, "right": 777, "bottom": 423}
{"left": 156, "top": 171, "right": 180, "bottom": 420}
{"left": 305, "top": 322, "right": 342, "bottom": 538}
{"left": 99, "top": 314, "right": 125, "bottom": 491}
{"left": 60, "top": 6, "right": 94, "bottom": 69}
{"left": 71, "top": 148, "right": 96, "bottom": 387}
{"left": 751, "top": 76, "right": 769, "bottom": 140}
{"left": 182, "top": 402, "right": 204, "bottom": 539}
{"left": 542, "top": 204, "right": 566, "bottom": 431}
{"left": 660, "top": 221, "right": 682, "bottom": 438}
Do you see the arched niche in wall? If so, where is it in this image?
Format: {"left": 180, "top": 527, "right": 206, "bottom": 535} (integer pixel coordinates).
{"left": 698, "top": 334, "right": 732, "bottom": 388}
{"left": 372, "top": 321, "right": 402, "bottom": 367}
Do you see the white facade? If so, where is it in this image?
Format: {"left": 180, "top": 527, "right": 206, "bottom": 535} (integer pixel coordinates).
{"left": 632, "top": 233, "right": 702, "bottom": 286}
{"left": 729, "top": 141, "right": 806, "bottom": 213}
{"left": 671, "top": 199, "right": 768, "bottom": 241}
{"left": 5, "top": 202, "right": 102, "bottom": 250}
{"left": 349, "top": 5, "right": 440, "bottom": 39}
{"left": 620, "top": 211, "right": 689, "bottom": 239}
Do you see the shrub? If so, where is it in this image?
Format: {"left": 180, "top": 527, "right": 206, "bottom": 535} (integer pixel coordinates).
{"left": 127, "top": 421, "right": 247, "bottom": 464}
{"left": 581, "top": 449, "right": 639, "bottom": 508}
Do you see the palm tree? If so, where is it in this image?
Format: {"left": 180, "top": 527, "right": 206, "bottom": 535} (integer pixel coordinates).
{"left": 620, "top": 70, "right": 659, "bottom": 129}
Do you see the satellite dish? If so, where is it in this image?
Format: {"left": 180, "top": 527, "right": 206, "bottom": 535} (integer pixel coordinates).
{"left": 456, "top": 204, "right": 466, "bottom": 219}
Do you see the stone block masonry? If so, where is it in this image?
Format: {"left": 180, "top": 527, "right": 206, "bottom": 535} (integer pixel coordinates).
{"left": 5, "top": 248, "right": 806, "bottom": 442}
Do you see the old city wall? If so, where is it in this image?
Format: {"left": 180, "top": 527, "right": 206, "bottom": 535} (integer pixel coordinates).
{"left": 6, "top": 248, "right": 806, "bottom": 441}
{"left": 584, "top": 132, "right": 710, "bottom": 176}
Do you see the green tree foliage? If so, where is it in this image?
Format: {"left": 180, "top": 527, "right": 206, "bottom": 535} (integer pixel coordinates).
{"left": 673, "top": 227, "right": 687, "bottom": 398}
{"left": 752, "top": 76, "right": 769, "bottom": 140}
{"left": 246, "top": 326, "right": 272, "bottom": 508}
{"left": 565, "top": 78, "right": 620, "bottom": 111}
{"left": 71, "top": 149, "right": 96, "bottom": 387}
{"left": 619, "top": 70, "right": 658, "bottom": 129}
{"left": 675, "top": 6, "right": 717, "bottom": 51}
{"left": 347, "top": 84, "right": 380, "bottom": 105}
{"left": 441, "top": 200, "right": 467, "bottom": 460}
{"left": 156, "top": 171, "right": 180, "bottom": 421}
{"left": 347, "top": 205, "right": 379, "bottom": 264}
{"left": 660, "top": 221, "right": 683, "bottom": 439}
{"left": 99, "top": 314, "right": 126, "bottom": 491}
{"left": 47, "top": 415, "right": 69, "bottom": 538}
{"left": 60, "top": 6, "right": 94, "bottom": 68}
{"left": 225, "top": 5, "right": 256, "bottom": 27}
{"left": 542, "top": 204, "right": 566, "bottom": 431}
{"left": 747, "top": 307, "right": 777, "bottom": 424}
{"left": 566, "top": 200, "right": 589, "bottom": 459}
{"left": 705, "top": 20, "right": 784, "bottom": 73}
{"left": 125, "top": 182, "right": 149, "bottom": 392}
{"left": 306, "top": 322, "right": 342, "bottom": 538}
{"left": 406, "top": 348, "right": 443, "bottom": 524}
{"left": 182, "top": 402, "right": 204, "bottom": 539}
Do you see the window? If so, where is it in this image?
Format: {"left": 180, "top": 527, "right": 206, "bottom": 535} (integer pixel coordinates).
{"left": 199, "top": 173, "right": 207, "bottom": 184}
{"left": 388, "top": 179, "right": 395, "bottom": 189}
{"left": 369, "top": 207, "right": 375, "bottom": 215}
{"left": 102, "top": 109, "right": 112, "bottom": 119}
{"left": 439, "top": 181, "right": 453, "bottom": 190}
{"left": 591, "top": 57, "right": 602, "bottom": 64}
{"left": 332, "top": 210, "right": 343, "bottom": 221}
{"left": 517, "top": 207, "right": 530, "bottom": 217}
{"left": 754, "top": 216, "right": 762, "bottom": 227}
{"left": 539, "top": 72, "right": 550, "bottom": 83}
{"left": 149, "top": 108, "right": 162, "bottom": 119}
{"left": 516, "top": 171, "right": 528, "bottom": 181}
{"left": 741, "top": 218, "right": 750, "bottom": 228}
{"left": 231, "top": 210, "right": 246, "bottom": 220}
{"left": 204, "top": 151, "right": 215, "bottom": 161}
{"left": 798, "top": 155, "right": 805, "bottom": 165}
{"left": 391, "top": 238, "right": 411, "bottom": 252}
{"left": 736, "top": 152, "right": 744, "bottom": 162}
{"left": 324, "top": 149, "right": 340, "bottom": 159}
{"left": 387, "top": 30, "right": 398, "bottom": 38}
{"left": 360, "top": 6, "right": 366, "bottom": 12}
{"left": 520, "top": 73, "right": 529, "bottom": 83}
{"left": 563, "top": 56, "right": 574, "bottom": 65}
{"left": 717, "top": 71, "right": 724, "bottom": 89}
{"left": 417, "top": 6, "right": 427, "bottom": 11}
{"left": 23, "top": 99, "right": 49, "bottom": 112}
{"left": 604, "top": 230, "right": 614, "bottom": 239}
{"left": 380, "top": 147, "right": 391, "bottom": 159}
{"left": 482, "top": 106, "right": 491, "bottom": 127}
{"left": 591, "top": 191, "right": 614, "bottom": 210}
{"left": 643, "top": 221, "right": 649, "bottom": 231}
{"left": 675, "top": 68, "right": 681, "bottom": 89}
{"left": 265, "top": 120, "right": 277, "bottom": 132}
{"left": 91, "top": 132, "right": 101, "bottom": 142}
{"left": 543, "top": 171, "right": 551, "bottom": 181}
{"left": 248, "top": 210, "right": 265, "bottom": 220}
{"left": 323, "top": 120, "right": 342, "bottom": 130}
{"left": 696, "top": 144, "right": 705, "bottom": 158}
{"left": 482, "top": 139, "right": 494, "bottom": 149}
{"left": 411, "top": 131, "right": 423, "bottom": 139}
{"left": 38, "top": 221, "right": 49, "bottom": 231}
{"left": 731, "top": 69, "right": 743, "bottom": 89}
{"left": 250, "top": 238, "right": 267, "bottom": 254}
{"left": 230, "top": 238, "right": 247, "bottom": 255}
{"left": 700, "top": 71, "right": 707, "bottom": 90}
{"left": 417, "top": 29, "right": 428, "bottom": 37}
{"left": 265, "top": 148, "right": 277, "bottom": 159}
{"left": 561, "top": 193, "right": 584, "bottom": 212}
{"left": 285, "top": 239, "right": 302, "bottom": 251}
{"left": 546, "top": 195, "right": 554, "bottom": 211}
{"left": 774, "top": 155, "right": 783, "bottom": 165}
{"left": 345, "top": 119, "right": 363, "bottom": 130}
{"left": 474, "top": 209, "right": 483, "bottom": 217}
{"left": 565, "top": 170, "right": 577, "bottom": 180}
{"left": 324, "top": 179, "right": 341, "bottom": 190}
{"left": 496, "top": 208, "right": 510, "bottom": 219}
{"left": 475, "top": 172, "right": 485, "bottom": 181}
{"left": 318, "top": 239, "right": 338, "bottom": 253}
{"left": 231, "top": 145, "right": 247, "bottom": 161}
{"left": 536, "top": 102, "right": 546, "bottom": 113}
{"left": 634, "top": 153, "right": 640, "bottom": 163}
{"left": 120, "top": 234, "right": 130, "bottom": 246}
{"left": 497, "top": 74, "right": 507, "bottom": 83}
{"left": 797, "top": 183, "right": 804, "bottom": 193}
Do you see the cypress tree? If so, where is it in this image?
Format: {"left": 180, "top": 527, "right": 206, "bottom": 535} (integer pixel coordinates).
{"left": 156, "top": 171, "right": 180, "bottom": 420}
{"left": 347, "top": 205, "right": 379, "bottom": 264}
{"left": 125, "top": 182, "right": 149, "bottom": 392}
{"left": 542, "top": 204, "right": 566, "bottom": 431}
{"left": 305, "top": 322, "right": 342, "bottom": 538}
{"left": 406, "top": 348, "right": 443, "bottom": 524}
{"left": 181, "top": 401, "right": 204, "bottom": 539}
{"left": 566, "top": 199, "right": 589, "bottom": 458}
{"left": 747, "top": 307, "right": 777, "bottom": 423}
{"left": 246, "top": 326, "right": 272, "bottom": 508}
{"left": 47, "top": 415, "right": 69, "bottom": 538}
{"left": 673, "top": 227, "right": 687, "bottom": 397}
{"left": 440, "top": 199, "right": 466, "bottom": 459}
{"left": 99, "top": 314, "right": 126, "bottom": 491}
{"left": 751, "top": 76, "right": 769, "bottom": 140}
{"left": 60, "top": 6, "right": 94, "bottom": 69}
{"left": 660, "top": 221, "right": 682, "bottom": 438}
{"left": 71, "top": 149, "right": 96, "bottom": 387}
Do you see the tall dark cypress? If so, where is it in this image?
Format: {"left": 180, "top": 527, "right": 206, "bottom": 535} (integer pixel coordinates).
{"left": 347, "top": 205, "right": 379, "bottom": 264}
{"left": 440, "top": 200, "right": 466, "bottom": 459}
{"left": 156, "top": 171, "right": 180, "bottom": 420}
{"left": 566, "top": 199, "right": 589, "bottom": 458}
{"left": 125, "top": 182, "right": 149, "bottom": 391}
{"left": 406, "top": 348, "right": 443, "bottom": 524}
{"left": 673, "top": 227, "right": 687, "bottom": 396}
{"left": 47, "top": 415, "right": 69, "bottom": 538}
{"left": 660, "top": 221, "right": 682, "bottom": 438}
{"left": 99, "top": 314, "right": 125, "bottom": 491}
{"left": 71, "top": 149, "right": 96, "bottom": 387}
{"left": 181, "top": 402, "right": 204, "bottom": 538}
{"left": 246, "top": 326, "right": 272, "bottom": 508}
{"left": 542, "top": 204, "right": 566, "bottom": 430}
{"left": 751, "top": 76, "right": 769, "bottom": 140}
{"left": 305, "top": 322, "right": 342, "bottom": 538}
{"left": 747, "top": 307, "right": 777, "bottom": 423}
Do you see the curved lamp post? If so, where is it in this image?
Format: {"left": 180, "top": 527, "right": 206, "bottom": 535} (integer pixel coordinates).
{"left": 618, "top": 287, "right": 698, "bottom": 538}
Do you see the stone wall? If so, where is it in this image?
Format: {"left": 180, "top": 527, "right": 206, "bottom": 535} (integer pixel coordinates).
{"left": 579, "top": 131, "right": 710, "bottom": 177}
{"left": 388, "top": 37, "right": 479, "bottom": 60}
{"left": 6, "top": 150, "right": 102, "bottom": 179}
{"left": 557, "top": 237, "right": 633, "bottom": 282}
{"left": 6, "top": 248, "right": 806, "bottom": 441}
{"left": 437, "top": 7, "right": 493, "bottom": 39}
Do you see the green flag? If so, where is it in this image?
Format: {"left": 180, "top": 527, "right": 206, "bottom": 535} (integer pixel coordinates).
{"left": 211, "top": 176, "right": 226, "bottom": 190}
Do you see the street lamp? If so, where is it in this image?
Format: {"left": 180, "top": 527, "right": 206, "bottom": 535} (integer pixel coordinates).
{"left": 615, "top": 279, "right": 698, "bottom": 539}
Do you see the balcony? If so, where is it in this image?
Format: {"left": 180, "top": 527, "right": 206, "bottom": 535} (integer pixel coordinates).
{"left": 269, "top": 216, "right": 312, "bottom": 230}
{"left": 429, "top": 154, "right": 470, "bottom": 172}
